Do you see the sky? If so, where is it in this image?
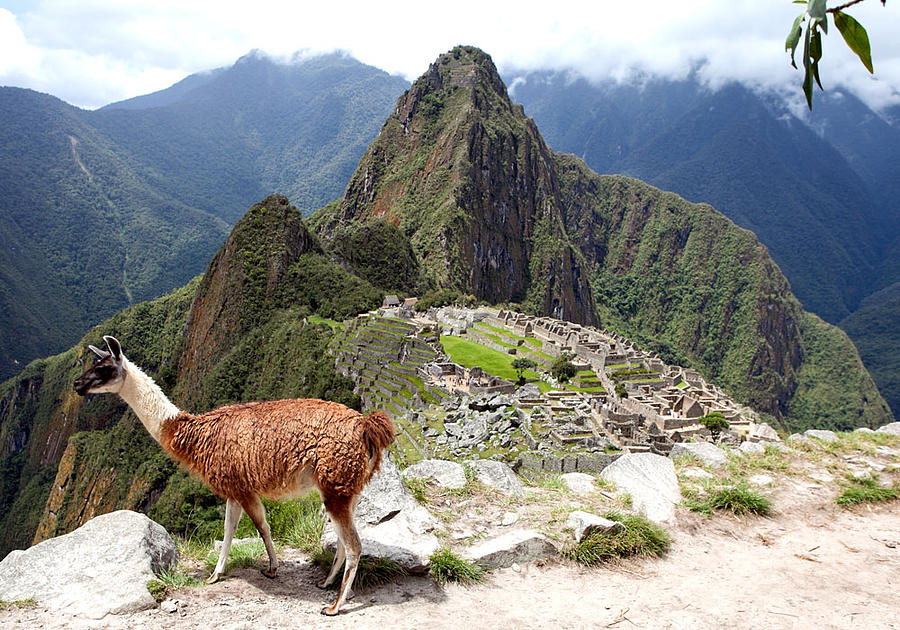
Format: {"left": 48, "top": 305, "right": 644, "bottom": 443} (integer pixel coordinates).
{"left": 1, "top": 0, "right": 899, "bottom": 111}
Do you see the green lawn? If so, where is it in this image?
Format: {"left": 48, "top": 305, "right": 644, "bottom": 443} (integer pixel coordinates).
{"left": 440, "top": 336, "right": 541, "bottom": 383}
{"left": 308, "top": 314, "right": 343, "bottom": 331}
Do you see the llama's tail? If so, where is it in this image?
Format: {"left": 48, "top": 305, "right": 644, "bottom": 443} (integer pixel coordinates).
{"left": 360, "top": 410, "right": 396, "bottom": 475}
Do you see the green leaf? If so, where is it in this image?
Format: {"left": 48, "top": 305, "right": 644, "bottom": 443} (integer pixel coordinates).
{"left": 802, "top": 26, "right": 813, "bottom": 109}
{"left": 786, "top": 14, "right": 804, "bottom": 68}
{"left": 807, "top": 0, "right": 826, "bottom": 20}
{"left": 810, "top": 28, "right": 824, "bottom": 90}
{"left": 834, "top": 10, "right": 874, "bottom": 73}
{"left": 807, "top": 0, "right": 828, "bottom": 34}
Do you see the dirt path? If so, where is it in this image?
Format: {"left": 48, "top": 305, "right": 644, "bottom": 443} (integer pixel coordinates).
{"left": 4, "top": 473, "right": 898, "bottom": 630}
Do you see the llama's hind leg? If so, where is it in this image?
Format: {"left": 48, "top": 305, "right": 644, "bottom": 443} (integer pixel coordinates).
{"left": 206, "top": 498, "right": 243, "bottom": 584}
{"left": 317, "top": 535, "right": 345, "bottom": 589}
{"left": 321, "top": 495, "right": 361, "bottom": 616}
{"left": 241, "top": 494, "right": 279, "bottom": 579}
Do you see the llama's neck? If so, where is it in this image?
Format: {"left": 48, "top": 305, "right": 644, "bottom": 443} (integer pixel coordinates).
{"left": 117, "top": 357, "right": 181, "bottom": 441}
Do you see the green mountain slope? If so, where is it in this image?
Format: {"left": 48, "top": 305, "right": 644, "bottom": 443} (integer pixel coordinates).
{"left": 0, "top": 53, "right": 408, "bottom": 382}
{"left": 0, "top": 88, "right": 229, "bottom": 382}
{"left": 0, "top": 195, "right": 373, "bottom": 556}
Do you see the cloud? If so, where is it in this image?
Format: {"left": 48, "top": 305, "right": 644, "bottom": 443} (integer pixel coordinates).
{"left": 2, "top": 0, "right": 899, "bottom": 110}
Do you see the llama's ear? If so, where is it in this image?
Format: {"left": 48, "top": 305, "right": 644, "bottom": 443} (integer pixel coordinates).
{"left": 88, "top": 345, "right": 110, "bottom": 360}
{"left": 104, "top": 336, "right": 122, "bottom": 361}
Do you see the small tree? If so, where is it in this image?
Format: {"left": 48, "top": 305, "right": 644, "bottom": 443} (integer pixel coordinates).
{"left": 551, "top": 353, "right": 577, "bottom": 383}
{"left": 511, "top": 357, "right": 537, "bottom": 385}
{"left": 700, "top": 412, "right": 729, "bottom": 439}
{"left": 614, "top": 382, "right": 628, "bottom": 399}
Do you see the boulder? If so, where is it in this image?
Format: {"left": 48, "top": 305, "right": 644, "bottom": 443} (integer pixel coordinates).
{"left": 853, "top": 427, "right": 876, "bottom": 434}
{"left": 787, "top": 433, "right": 814, "bottom": 447}
{"left": 804, "top": 429, "right": 840, "bottom": 443}
{"left": 680, "top": 467, "right": 714, "bottom": 480}
{"left": 560, "top": 472, "right": 596, "bottom": 495}
{"left": 0, "top": 510, "right": 177, "bottom": 619}
{"left": 324, "top": 458, "right": 440, "bottom": 573}
{"left": 600, "top": 453, "right": 681, "bottom": 523}
{"left": 748, "top": 474, "right": 775, "bottom": 486}
{"left": 565, "top": 511, "right": 625, "bottom": 542}
{"left": 670, "top": 442, "right": 728, "bottom": 468}
{"left": 402, "top": 459, "right": 466, "bottom": 490}
{"left": 464, "top": 529, "right": 557, "bottom": 570}
{"left": 466, "top": 459, "right": 525, "bottom": 496}
{"left": 876, "top": 422, "right": 900, "bottom": 436}
{"left": 750, "top": 422, "right": 781, "bottom": 442}
{"left": 738, "top": 441, "right": 766, "bottom": 456}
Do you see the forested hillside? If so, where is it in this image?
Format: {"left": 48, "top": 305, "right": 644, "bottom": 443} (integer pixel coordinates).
{"left": 0, "top": 53, "right": 408, "bottom": 381}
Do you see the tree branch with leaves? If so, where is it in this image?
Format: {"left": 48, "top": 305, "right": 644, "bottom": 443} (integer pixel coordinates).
{"left": 786, "top": 0, "right": 885, "bottom": 108}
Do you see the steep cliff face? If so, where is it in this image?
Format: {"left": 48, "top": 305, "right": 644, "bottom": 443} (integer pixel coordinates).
{"left": 313, "top": 46, "right": 597, "bottom": 324}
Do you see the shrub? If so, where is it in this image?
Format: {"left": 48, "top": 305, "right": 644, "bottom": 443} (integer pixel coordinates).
{"left": 561, "top": 512, "right": 670, "bottom": 566}
{"left": 429, "top": 548, "right": 485, "bottom": 584}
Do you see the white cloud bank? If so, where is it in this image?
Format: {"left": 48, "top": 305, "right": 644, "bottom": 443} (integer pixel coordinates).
{"left": 1, "top": 0, "right": 899, "bottom": 110}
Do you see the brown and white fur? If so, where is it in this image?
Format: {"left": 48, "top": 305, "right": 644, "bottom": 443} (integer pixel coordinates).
{"left": 74, "top": 336, "right": 395, "bottom": 616}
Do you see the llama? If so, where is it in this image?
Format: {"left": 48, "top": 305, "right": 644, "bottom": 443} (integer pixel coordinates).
{"left": 73, "top": 335, "right": 395, "bottom": 616}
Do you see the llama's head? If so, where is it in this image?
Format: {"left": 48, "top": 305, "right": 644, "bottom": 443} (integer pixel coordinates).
{"left": 74, "top": 335, "right": 127, "bottom": 396}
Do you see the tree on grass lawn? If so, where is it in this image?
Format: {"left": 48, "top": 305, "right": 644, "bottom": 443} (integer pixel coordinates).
{"left": 700, "top": 412, "right": 729, "bottom": 438}
{"left": 511, "top": 357, "right": 537, "bottom": 385}
{"left": 551, "top": 353, "right": 577, "bottom": 383}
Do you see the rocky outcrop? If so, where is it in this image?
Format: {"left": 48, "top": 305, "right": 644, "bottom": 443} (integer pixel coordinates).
{"left": 464, "top": 529, "right": 557, "bottom": 569}
{"left": 670, "top": 442, "right": 729, "bottom": 468}
{"left": 600, "top": 453, "right": 681, "bottom": 523}
{"left": 323, "top": 458, "right": 440, "bottom": 572}
{"left": 0, "top": 510, "right": 177, "bottom": 619}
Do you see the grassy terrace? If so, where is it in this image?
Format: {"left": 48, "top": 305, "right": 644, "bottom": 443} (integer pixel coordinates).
{"left": 440, "top": 335, "right": 542, "bottom": 383}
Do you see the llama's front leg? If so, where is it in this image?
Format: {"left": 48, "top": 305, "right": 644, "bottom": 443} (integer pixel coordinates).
{"left": 206, "top": 498, "right": 243, "bottom": 584}
{"left": 321, "top": 497, "right": 361, "bottom": 616}
{"left": 242, "top": 495, "right": 278, "bottom": 579}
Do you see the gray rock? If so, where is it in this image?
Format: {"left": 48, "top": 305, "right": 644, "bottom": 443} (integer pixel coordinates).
{"left": 670, "top": 442, "right": 728, "bottom": 468}
{"left": 804, "top": 429, "right": 840, "bottom": 442}
{"left": 565, "top": 511, "right": 625, "bottom": 542}
{"left": 500, "top": 512, "right": 519, "bottom": 527}
{"left": 466, "top": 459, "right": 525, "bottom": 496}
{"left": 323, "top": 458, "right": 439, "bottom": 573}
{"left": 876, "top": 422, "right": 900, "bottom": 436}
{"left": 402, "top": 459, "right": 467, "bottom": 489}
{"left": 0, "top": 510, "right": 177, "bottom": 619}
{"left": 787, "top": 433, "right": 815, "bottom": 447}
{"left": 600, "top": 453, "right": 681, "bottom": 523}
{"left": 464, "top": 529, "right": 557, "bottom": 569}
{"left": 750, "top": 422, "right": 781, "bottom": 442}
{"left": 738, "top": 441, "right": 766, "bottom": 455}
{"left": 748, "top": 474, "right": 775, "bottom": 486}
{"left": 853, "top": 427, "right": 876, "bottom": 434}
{"left": 681, "top": 467, "right": 714, "bottom": 480}
{"left": 560, "top": 472, "right": 596, "bottom": 495}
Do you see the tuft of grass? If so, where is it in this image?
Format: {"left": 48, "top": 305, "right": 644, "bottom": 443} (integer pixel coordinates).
{"left": 147, "top": 569, "right": 204, "bottom": 602}
{"left": 835, "top": 477, "right": 900, "bottom": 506}
{"left": 404, "top": 477, "right": 429, "bottom": 504}
{"left": 204, "top": 540, "right": 267, "bottom": 574}
{"left": 528, "top": 474, "right": 565, "bottom": 491}
{"left": 685, "top": 482, "right": 772, "bottom": 517}
{"left": 726, "top": 446, "right": 789, "bottom": 475}
{"left": 280, "top": 495, "right": 327, "bottom": 553}
{"left": 561, "top": 512, "right": 670, "bottom": 566}
{"left": 311, "top": 547, "right": 408, "bottom": 589}
{"left": 428, "top": 547, "right": 485, "bottom": 585}
{"left": 0, "top": 598, "right": 37, "bottom": 609}
{"left": 175, "top": 535, "right": 213, "bottom": 562}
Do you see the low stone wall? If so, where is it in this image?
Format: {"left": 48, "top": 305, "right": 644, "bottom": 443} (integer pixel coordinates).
{"left": 516, "top": 450, "right": 620, "bottom": 474}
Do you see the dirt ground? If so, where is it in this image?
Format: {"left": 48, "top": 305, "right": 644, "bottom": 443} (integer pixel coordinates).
{"left": 3, "top": 445, "right": 899, "bottom": 630}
